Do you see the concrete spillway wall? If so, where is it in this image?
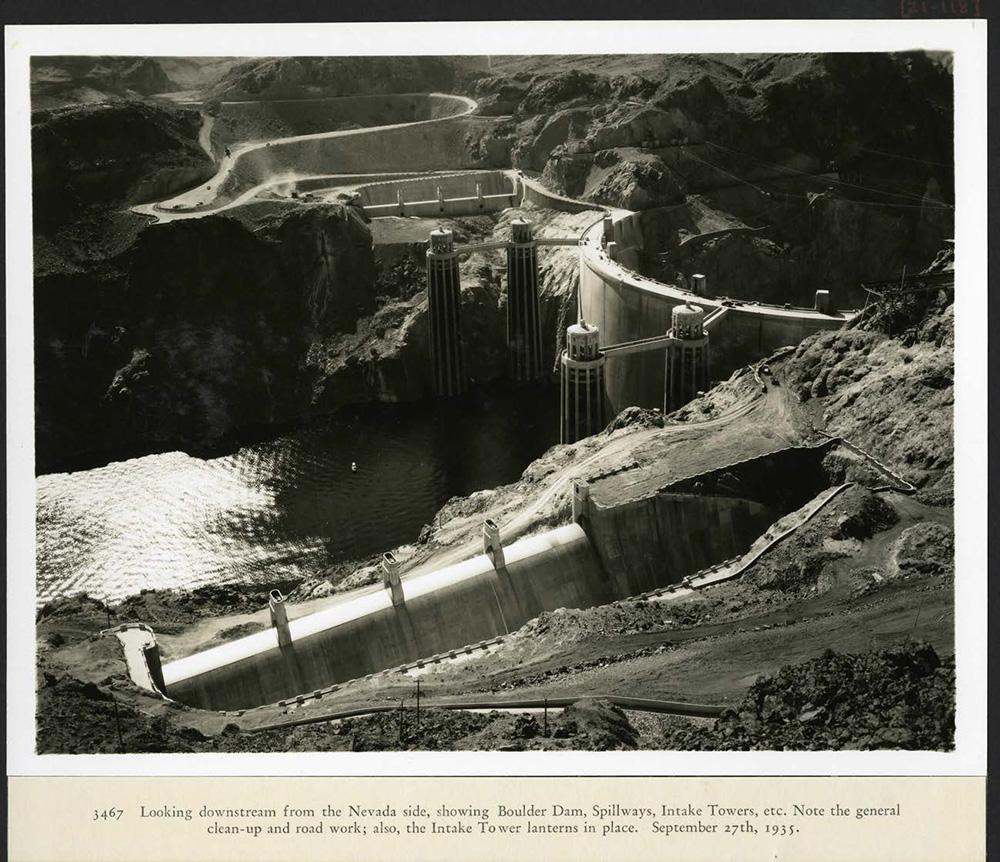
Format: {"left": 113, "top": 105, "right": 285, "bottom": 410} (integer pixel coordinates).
{"left": 162, "top": 523, "right": 611, "bottom": 711}
{"left": 358, "top": 171, "right": 512, "bottom": 206}
{"left": 359, "top": 170, "right": 517, "bottom": 217}
{"left": 586, "top": 444, "right": 837, "bottom": 597}
{"left": 156, "top": 446, "right": 836, "bottom": 711}
{"left": 587, "top": 492, "right": 778, "bottom": 598}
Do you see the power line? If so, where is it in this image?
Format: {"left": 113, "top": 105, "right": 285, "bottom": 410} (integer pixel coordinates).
{"left": 849, "top": 200, "right": 953, "bottom": 211}
{"left": 703, "top": 140, "right": 953, "bottom": 209}
{"left": 858, "top": 146, "right": 954, "bottom": 169}
{"left": 676, "top": 147, "right": 770, "bottom": 197}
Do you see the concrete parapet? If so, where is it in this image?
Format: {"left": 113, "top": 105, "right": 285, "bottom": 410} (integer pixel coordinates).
{"left": 381, "top": 552, "right": 405, "bottom": 607}
{"left": 572, "top": 479, "right": 591, "bottom": 524}
{"left": 269, "top": 590, "right": 292, "bottom": 649}
{"left": 482, "top": 519, "right": 506, "bottom": 571}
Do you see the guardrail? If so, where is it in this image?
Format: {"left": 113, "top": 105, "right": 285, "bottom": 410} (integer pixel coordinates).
{"left": 816, "top": 431, "right": 917, "bottom": 493}
{"left": 638, "top": 481, "right": 855, "bottom": 600}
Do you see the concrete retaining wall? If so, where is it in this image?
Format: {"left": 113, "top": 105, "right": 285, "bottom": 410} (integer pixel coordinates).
{"left": 587, "top": 492, "right": 778, "bottom": 598}
{"left": 162, "top": 523, "right": 611, "bottom": 711}
{"left": 358, "top": 171, "right": 512, "bottom": 206}
{"left": 358, "top": 171, "right": 516, "bottom": 217}
{"left": 519, "top": 175, "right": 607, "bottom": 214}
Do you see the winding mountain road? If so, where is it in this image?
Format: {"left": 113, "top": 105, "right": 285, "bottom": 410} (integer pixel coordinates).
{"left": 132, "top": 92, "right": 478, "bottom": 223}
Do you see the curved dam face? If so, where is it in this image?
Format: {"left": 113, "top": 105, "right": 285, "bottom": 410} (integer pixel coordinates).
{"left": 162, "top": 523, "right": 611, "bottom": 711}
{"left": 579, "top": 214, "right": 854, "bottom": 415}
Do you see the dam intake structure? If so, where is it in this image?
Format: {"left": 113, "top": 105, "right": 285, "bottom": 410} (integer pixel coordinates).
{"left": 506, "top": 218, "right": 546, "bottom": 382}
{"left": 420, "top": 217, "right": 580, "bottom": 396}
{"left": 135, "top": 95, "right": 857, "bottom": 419}
{"left": 401, "top": 172, "right": 853, "bottom": 424}
{"left": 664, "top": 303, "right": 710, "bottom": 412}
{"left": 560, "top": 321, "right": 606, "bottom": 444}
{"left": 425, "top": 228, "right": 467, "bottom": 397}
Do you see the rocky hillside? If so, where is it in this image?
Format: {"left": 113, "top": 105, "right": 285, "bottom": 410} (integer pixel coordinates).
{"left": 206, "top": 56, "right": 481, "bottom": 102}
{"left": 32, "top": 100, "right": 214, "bottom": 273}
{"left": 784, "top": 248, "right": 954, "bottom": 495}
{"left": 31, "top": 57, "right": 179, "bottom": 109}
{"left": 461, "top": 53, "right": 952, "bottom": 301}
{"left": 472, "top": 53, "right": 952, "bottom": 205}
{"left": 35, "top": 203, "right": 375, "bottom": 472}
{"left": 665, "top": 642, "right": 953, "bottom": 750}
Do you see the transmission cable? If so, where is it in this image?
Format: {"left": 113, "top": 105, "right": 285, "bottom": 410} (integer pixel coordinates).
{"left": 703, "top": 140, "right": 953, "bottom": 209}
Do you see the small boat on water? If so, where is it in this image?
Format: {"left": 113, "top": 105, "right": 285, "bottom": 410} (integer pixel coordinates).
{"left": 351, "top": 461, "right": 358, "bottom": 473}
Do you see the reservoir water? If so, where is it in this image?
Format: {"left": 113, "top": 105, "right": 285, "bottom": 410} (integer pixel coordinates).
{"left": 36, "top": 384, "right": 561, "bottom": 605}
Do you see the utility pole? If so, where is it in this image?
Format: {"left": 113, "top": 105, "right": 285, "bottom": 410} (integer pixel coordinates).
{"left": 111, "top": 698, "right": 124, "bottom": 752}
{"left": 908, "top": 591, "right": 926, "bottom": 643}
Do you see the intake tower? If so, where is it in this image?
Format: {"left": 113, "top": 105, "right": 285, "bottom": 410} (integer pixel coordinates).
{"left": 426, "top": 228, "right": 467, "bottom": 397}
{"left": 506, "top": 218, "right": 545, "bottom": 381}
{"left": 560, "top": 321, "right": 606, "bottom": 443}
{"left": 664, "top": 303, "right": 709, "bottom": 412}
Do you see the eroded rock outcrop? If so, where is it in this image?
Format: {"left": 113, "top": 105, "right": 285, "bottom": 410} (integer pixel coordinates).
{"left": 35, "top": 204, "right": 375, "bottom": 471}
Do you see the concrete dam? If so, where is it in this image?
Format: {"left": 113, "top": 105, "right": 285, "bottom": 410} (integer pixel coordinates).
{"left": 125, "top": 93, "right": 864, "bottom": 715}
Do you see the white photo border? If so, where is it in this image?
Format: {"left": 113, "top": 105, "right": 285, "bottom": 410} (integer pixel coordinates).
{"left": 5, "top": 18, "right": 987, "bottom": 777}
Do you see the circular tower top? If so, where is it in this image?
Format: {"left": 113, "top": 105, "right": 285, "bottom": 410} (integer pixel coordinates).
{"left": 511, "top": 218, "right": 534, "bottom": 245}
{"left": 428, "top": 228, "right": 455, "bottom": 255}
{"left": 672, "top": 303, "right": 705, "bottom": 340}
{"left": 566, "top": 321, "right": 602, "bottom": 361}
